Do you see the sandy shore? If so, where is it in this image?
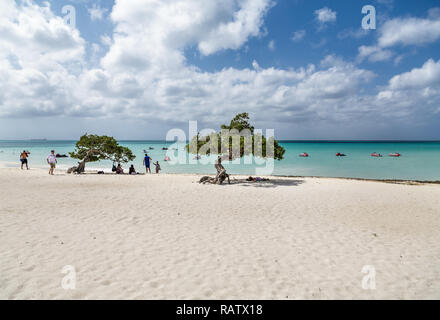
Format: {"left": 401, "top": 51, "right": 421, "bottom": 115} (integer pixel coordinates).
{"left": 0, "top": 167, "right": 439, "bottom": 299}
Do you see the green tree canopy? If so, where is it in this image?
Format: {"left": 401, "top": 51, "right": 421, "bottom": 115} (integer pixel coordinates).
{"left": 69, "top": 134, "right": 135, "bottom": 164}
{"left": 187, "top": 113, "right": 285, "bottom": 161}
{"left": 221, "top": 112, "right": 255, "bottom": 133}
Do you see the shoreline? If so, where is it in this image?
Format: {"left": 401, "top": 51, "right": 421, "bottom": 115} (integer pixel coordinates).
{"left": 1, "top": 166, "right": 439, "bottom": 185}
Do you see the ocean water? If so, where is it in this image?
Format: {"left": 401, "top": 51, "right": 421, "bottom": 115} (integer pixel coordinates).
{"left": 0, "top": 140, "right": 439, "bottom": 181}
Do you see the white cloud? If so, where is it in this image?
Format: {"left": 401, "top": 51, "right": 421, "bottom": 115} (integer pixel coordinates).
{"left": 428, "top": 7, "right": 440, "bottom": 19}
{"left": 376, "top": 0, "right": 394, "bottom": 9}
{"left": 268, "top": 40, "right": 275, "bottom": 51}
{"left": 0, "top": 1, "right": 85, "bottom": 66}
{"left": 358, "top": 10, "right": 440, "bottom": 62}
{"left": 376, "top": 59, "right": 440, "bottom": 120}
{"left": 0, "top": 0, "right": 439, "bottom": 137}
{"left": 357, "top": 45, "right": 393, "bottom": 62}
{"left": 252, "top": 60, "right": 261, "bottom": 71}
{"left": 0, "top": 0, "right": 85, "bottom": 117}
{"left": 88, "top": 4, "right": 108, "bottom": 21}
{"left": 197, "top": 0, "right": 274, "bottom": 55}
{"left": 388, "top": 58, "right": 440, "bottom": 90}
{"left": 337, "top": 28, "right": 368, "bottom": 40}
{"left": 315, "top": 7, "right": 337, "bottom": 24}
{"left": 101, "top": 0, "right": 273, "bottom": 72}
{"left": 100, "top": 35, "right": 112, "bottom": 47}
{"left": 378, "top": 16, "right": 440, "bottom": 47}
{"left": 291, "top": 30, "right": 306, "bottom": 42}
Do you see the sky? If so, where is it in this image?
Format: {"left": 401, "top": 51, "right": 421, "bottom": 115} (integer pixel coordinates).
{"left": 0, "top": 0, "right": 439, "bottom": 140}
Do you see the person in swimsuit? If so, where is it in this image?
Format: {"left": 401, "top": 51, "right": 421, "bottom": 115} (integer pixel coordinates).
{"left": 153, "top": 161, "right": 161, "bottom": 174}
{"left": 20, "top": 150, "right": 30, "bottom": 170}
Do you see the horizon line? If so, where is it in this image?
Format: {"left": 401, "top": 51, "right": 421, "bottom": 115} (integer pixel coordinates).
{"left": 1, "top": 139, "right": 440, "bottom": 143}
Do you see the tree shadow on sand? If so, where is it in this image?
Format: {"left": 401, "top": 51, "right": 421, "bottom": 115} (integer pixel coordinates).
{"left": 225, "top": 177, "right": 306, "bottom": 188}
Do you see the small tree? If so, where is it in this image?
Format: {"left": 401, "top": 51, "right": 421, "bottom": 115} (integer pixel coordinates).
{"left": 187, "top": 113, "right": 285, "bottom": 184}
{"left": 68, "top": 134, "right": 135, "bottom": 174}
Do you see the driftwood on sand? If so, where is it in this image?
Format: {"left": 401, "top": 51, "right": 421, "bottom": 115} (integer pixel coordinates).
{"left": 199, "top": 156, "right": 230, "bottom": 185}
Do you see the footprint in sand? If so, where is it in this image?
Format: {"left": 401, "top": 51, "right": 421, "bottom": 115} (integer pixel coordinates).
{"left": 23, "top": 265, "right": 36, "bottom": 272}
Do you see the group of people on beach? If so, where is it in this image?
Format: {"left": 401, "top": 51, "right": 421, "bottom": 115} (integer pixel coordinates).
{"left": 115, "top": 154, "right": 161, "bottom": 175}
{"left": 19, "top": 151, "right": 161, "bottom": 175}
{"left": 143, "top": 153, "right": 162, "bottom": 174}
{"left": 20, "top": 149, "right": 57, "bottom": 175}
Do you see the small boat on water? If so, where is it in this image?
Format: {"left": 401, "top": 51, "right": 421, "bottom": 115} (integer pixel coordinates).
{"left": 336, "top": 153, "right": 346, "bottom": 157}
{"left": 162, "top": 147, "right": 168, "bottom": 150}
{"left": 371, "top": 152, "right": 382, "bottom": 157}
{"left": 389, "top": 153, "right": 401, "bottom": 157}
{"left": 299, "top": 152, "right": 309, "bottom": 157}
{"left": 56, "top": 154, "right": 68, "bottom": 158}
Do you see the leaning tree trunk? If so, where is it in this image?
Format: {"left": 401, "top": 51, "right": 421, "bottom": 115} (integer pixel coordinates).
{"left": 67, "top": 149, "right": 99, "bottom": 174}
{"left": 199, "top": 156, "right": 230, "bottom": 185}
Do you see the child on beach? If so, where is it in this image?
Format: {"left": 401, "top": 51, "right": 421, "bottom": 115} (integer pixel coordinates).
{"left": 153, "top": 161, "right": 161, "bottom": 174}
{"left": 46, "top": 150, "right": 57, "bottom": 175}
{"left": 20, "top": 150, "right": 30, "bottom": 170}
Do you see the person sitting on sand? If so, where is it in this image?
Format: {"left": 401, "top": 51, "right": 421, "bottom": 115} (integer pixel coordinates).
{"left": 116, "top": 163, "right": 124, "bottom": 174}
{"left": 20, "top": 150, "right": 30, "bottom": 170}
{"left": 153, "top": 161, "right": 161, "bottom": 174}
{"left": 129, "top": 164, "right": 137, "bottom": 175}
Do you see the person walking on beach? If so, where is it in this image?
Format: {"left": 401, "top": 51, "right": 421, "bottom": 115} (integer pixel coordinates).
{"left": 153, "top": 161, "right": 161, "bottom": 174}
{"left": 143, "top": 154, "right": 152, "bottom": 173}
{"left": 20, "top": 150, "right": 30, "bottom": 170}
{"left": 47, "top": 150, "right": 57, "bottom": 175}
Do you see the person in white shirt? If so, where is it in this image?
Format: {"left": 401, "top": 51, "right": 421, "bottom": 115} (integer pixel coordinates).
{"left": 47, "top": 150, "right": 57, "bottom": 175}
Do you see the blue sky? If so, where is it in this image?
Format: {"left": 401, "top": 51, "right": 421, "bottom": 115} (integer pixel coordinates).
{"left": 1, "top": 0, "right": 440, "bottom": 140}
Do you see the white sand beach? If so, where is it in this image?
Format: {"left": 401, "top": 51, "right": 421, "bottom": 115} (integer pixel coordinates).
{"left": 0, "top": 167, "right": 439, "bottom": 299}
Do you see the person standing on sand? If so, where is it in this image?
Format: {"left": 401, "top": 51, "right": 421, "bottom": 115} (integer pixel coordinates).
{"left": 46, "top": 150, "right": 57, "bottom": 175}
{"left": 143, "top": 154, "right": 152, "bottom": 173}
{"left": 20, "top": 150, "right": 30, "bottom": 170}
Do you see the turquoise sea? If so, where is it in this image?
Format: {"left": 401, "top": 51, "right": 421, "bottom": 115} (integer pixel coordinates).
{"left": 0, "top": 140, "right": 439, "bottom": 181}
